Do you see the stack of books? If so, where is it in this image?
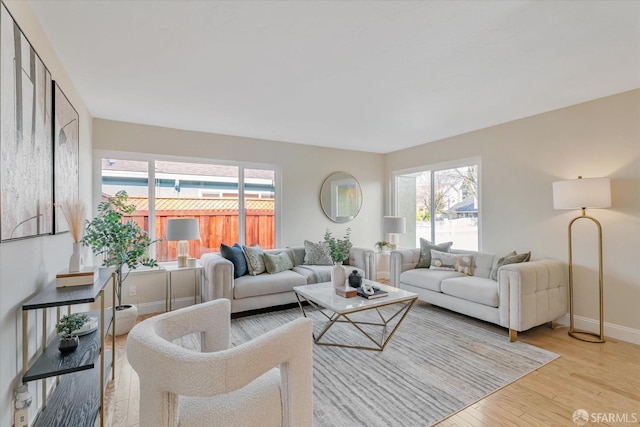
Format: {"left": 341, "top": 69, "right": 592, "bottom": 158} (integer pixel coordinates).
{"left": 56, "top": 267, "right": 99, "bottom": 288}
{"left": 335, "top": 286, "right": 358, "bottom": 298}
{"left": 357, "top": 287, "right": 388, "bottom": 299}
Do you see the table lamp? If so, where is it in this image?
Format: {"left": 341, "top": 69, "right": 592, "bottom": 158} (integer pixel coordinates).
{"left": 166, "top": 218, "right": 200, "bottom": 268}
{"left": 552, "top": 176, "right": 611, "bottom": 343}
{"left": 383, "top": 216, "right": 406, "bottom": 250}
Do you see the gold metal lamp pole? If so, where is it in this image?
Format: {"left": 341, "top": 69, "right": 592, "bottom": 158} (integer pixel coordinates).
{"left": 553, "top": 176, "right": 611, "bottom": 343}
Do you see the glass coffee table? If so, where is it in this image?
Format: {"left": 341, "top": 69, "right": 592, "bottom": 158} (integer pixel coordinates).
{"left": 293, "top": 281, "right": 418, "bottom": 351}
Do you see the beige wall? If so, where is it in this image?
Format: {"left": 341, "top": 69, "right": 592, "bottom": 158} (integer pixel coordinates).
{"left": 385, "top": 90, "right": 640, "bottom": 335}
{"left": 0, "top": 2, "right": 94, "bottom": 425}
{"left": 93, "top": 118, "right": 386, "bottom": 249}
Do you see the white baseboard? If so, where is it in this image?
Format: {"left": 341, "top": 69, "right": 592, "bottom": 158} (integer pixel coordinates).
{"left": 135, "top": 297, "right": 198, "bottom": 315}
{"left": 555, "top": 314, "right": 640, "bottom": 345}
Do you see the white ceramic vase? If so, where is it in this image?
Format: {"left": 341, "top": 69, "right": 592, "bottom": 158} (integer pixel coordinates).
{"left": 331, "top": 261, "right": 347, "bottom": 288}
{"left": 68, "top": 242, "right": 84, "bottom": 273}
{"left": 109, "top": 304, "right": 138, "bottom": 336}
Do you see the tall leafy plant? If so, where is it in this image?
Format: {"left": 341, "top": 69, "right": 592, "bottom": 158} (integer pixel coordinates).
{"left": 323, "top": 228, "right": 353, "bottom": 263}
{"left": 82, "top": 191, "right": 158, "bottom": 309}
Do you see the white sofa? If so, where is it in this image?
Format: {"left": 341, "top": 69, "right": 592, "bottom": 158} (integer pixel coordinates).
{"left": 390, "top": 248, "right": 568, "bottom": 341}
{"left": 201, "top": 246, "right": 375, "bottom": 314}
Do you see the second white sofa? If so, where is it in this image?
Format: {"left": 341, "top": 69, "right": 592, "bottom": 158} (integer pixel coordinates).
{"left": 390, "top": 248, "right": 568, "bottom": 341}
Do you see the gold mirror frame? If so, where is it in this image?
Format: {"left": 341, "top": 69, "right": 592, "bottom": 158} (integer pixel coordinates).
{"left": 320, "top": 172, "right": 363, "bottom": 223}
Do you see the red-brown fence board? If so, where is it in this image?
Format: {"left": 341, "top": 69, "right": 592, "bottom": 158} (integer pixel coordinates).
{"left": 122, "top": 212, "right": 274, "bottom": 262}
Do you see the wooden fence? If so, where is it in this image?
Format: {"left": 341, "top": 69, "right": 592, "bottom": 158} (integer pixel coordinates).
{"left": 126, "top": 211, "right": 275, "bottom": 262}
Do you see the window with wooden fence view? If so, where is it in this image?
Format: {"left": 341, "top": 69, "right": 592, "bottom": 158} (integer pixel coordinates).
{"left": 102, "top": 159, "right": 276, "bottom": 262}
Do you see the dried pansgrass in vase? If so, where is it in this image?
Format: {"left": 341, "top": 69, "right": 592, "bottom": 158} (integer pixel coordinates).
{"left": 60, "top": 200, "right": 86, "bottom": 243}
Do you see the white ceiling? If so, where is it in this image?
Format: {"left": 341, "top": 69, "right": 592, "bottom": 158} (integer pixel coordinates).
{"left": 28, "top": 1, "right": 640, "bottom": 154}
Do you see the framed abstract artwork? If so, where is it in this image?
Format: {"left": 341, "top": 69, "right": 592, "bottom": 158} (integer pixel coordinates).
{"left": 0, "top": 4, "right": 53, "bottom": 241}
{"left": 53, "top": 81, "right": 79, "bottom": 234}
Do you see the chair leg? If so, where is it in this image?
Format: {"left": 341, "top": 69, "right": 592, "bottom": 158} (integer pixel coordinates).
{"left": 509, "top": 329, "right": 517, "bottom": 342}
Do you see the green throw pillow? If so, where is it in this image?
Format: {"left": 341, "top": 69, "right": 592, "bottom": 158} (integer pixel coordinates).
{"left": 242, "top": 244, "right": 266, "bottom": 276}
{"left": 490, "top": 251, "right": 531, "bottom": 281}
{"left": 264, "top": 252, "right": 294, "bottom": 274}
{"left": 416, "top": 239, "right": 453, "bottom": 268}
{"left": 303, "top": 240, "right": 333, "bottom": 265}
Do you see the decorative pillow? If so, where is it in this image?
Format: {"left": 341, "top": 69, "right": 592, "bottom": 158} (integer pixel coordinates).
{"left": 490, "top": 251, "right": 531, "bottom": 281}
{"left": 428, "top": 249, "right": 472, "bottom": 274}
{"left": 416, "top": 239, "right": 453, "bottom": 268}
{"left": 455, "top": 254, "right": 475, "bottom": 276}
{"left": 220, "top": 243, "right": 248, "bottom": 279}
{"left": 264, "top": 252, "right": 294, "bottom": 274}
{"left": 489, "top": 251, "right": 516, "bottom": 281}
{"left": 242, "top": 244, "right": 266, "bottom": 276}
{"left": 429, "top": 250, "right": 458, "bottom": 271}
{"left": 303, "top": 240, "right": 333, "bottom": 265}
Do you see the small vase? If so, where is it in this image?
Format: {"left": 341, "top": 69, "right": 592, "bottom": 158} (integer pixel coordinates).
{"left": 59, "top": 335, "right": 79, "bottom": 353}
{"left": 69, "top": 242, "right": 84, "bottom": 273}
{"left": 331, "top": 261, "right": 347, "bottom": 288}
{"left": 348, "top": 270, "right": 362, "bottom": 288}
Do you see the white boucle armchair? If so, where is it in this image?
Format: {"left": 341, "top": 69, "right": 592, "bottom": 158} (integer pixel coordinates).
{"left": 126, "top": 299, "right": 313, "bottom": 427}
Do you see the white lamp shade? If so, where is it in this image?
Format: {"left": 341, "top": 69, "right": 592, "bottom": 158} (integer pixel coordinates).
{"left": 552, "top": 177, "right": 611, "bottom": 210}
{"left": 383, "top": 216, "right": 406, "bottom": 234}
{"left": 166, "top": 218, "right": 200, "bottom": 241}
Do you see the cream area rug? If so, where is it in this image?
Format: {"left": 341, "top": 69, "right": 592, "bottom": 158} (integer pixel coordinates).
{"left": 229, "top": 301, "right": 559, "bottom": 427}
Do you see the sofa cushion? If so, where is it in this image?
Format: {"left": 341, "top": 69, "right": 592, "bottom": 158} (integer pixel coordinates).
{"left": 303, "top": 240, "right": 333, "bottom": 265}
{"left": 242, "top": 245, "right": 266, "bottom": 276}
{"left": 471, "top": 252, "right": 496, "bottom": 279}
{"left": 220, "top": 243, "right": 248, "bottom": 279}
{"left": 264, "top": 252, "right": 294, "bottom": 274}
{"left": 441, "top": 276, "right": 499, "bottom": 307}
{"left": 233, "top": 270, "right": 307, "bottom": 299}
{"left": 416, "top": 239, "right": 453, "bottom": 268}
{"left": 292, "top": 265, "right": 366, "bottom": 284}
{"left": 288, "top": 246, "right": 306, "bottom": 266}
{"left": 400, "top": 269, "right": 465, "bottom": 292}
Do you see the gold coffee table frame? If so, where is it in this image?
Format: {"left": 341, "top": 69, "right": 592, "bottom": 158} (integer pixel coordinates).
{"left": 294, "top": 283, "right": 418, "bottom": 351}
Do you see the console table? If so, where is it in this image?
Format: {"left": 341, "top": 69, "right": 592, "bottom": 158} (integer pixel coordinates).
{"left": 21, "top": 268, "right": 116, "bottom": 427}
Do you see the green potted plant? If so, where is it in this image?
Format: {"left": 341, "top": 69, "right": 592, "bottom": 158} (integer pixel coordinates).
{"left": 375, "top": 241, "right": 392, "bottom": 252}
{"left": 324, "top": 228, "right": 353, "bottom": 288}
{"left": 56, "top": 313, "right": 90, "bottom": 353}
{"left": 82, "top": 190, "right": 158, "bottom": 336}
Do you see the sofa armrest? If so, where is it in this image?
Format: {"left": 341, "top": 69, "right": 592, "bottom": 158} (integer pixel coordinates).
{"left": 390, "top": 248, "right": 421, "bottom": 287}
{"left": 498, "top": 258, "right": 568, "bottom": 333}
{"left": 348, "top": 247, "right": 375, "bottom": 280}
{"left": 200, "top": 253, "right": 234, "bottom": 301}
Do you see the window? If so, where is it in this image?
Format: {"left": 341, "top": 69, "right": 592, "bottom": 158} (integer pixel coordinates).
{"left": 100, "top": 156, "right": 277, "bottom": 262}
{"left": 395, "top": 161, "right": 479, "bottom": 250}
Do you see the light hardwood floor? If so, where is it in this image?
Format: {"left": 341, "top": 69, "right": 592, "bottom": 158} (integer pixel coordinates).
{"left": 104, "top": 310, "right": 640, "bottom": 427}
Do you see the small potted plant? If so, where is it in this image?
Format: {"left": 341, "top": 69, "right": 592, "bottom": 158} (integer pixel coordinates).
{"left": 375, "top": 241, "right": 392, "bottom": 252}
{"left": 56, "top": 313, "right": 90, "bottom": 353}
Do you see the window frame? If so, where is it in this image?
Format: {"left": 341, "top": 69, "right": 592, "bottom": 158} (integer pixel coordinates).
{"left": 391, "top": 156, "right": 482, "bottom": 250}
{"left": 93, "top": 150, "right": 282, "bottom": 259}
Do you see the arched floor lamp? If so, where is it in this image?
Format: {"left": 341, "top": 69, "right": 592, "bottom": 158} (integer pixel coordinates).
{"left": 552, "top": 176, "right": 611, "bottom": 343}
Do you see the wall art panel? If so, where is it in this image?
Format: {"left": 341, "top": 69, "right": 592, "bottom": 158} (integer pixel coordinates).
{"left": 0, "top": 4, "right": 53, "bottom": 241}
{"left": 53, "top": 81, "right": 79, "bottom": 234}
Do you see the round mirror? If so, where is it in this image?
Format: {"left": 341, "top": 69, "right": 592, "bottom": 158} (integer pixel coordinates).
{"left": 320, "top": 172, "right": 363, "bottom": 223}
